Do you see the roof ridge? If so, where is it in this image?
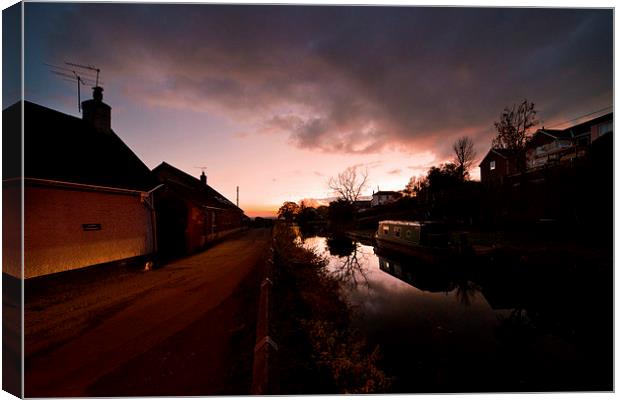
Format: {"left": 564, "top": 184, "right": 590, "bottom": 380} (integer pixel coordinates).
{"left": 153, "top": 162, "right": 241, "bottom": 211}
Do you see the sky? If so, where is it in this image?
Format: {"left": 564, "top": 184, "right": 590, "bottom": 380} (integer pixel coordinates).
{"left": 16, "top": 3, "right": 613, "bottom": 217}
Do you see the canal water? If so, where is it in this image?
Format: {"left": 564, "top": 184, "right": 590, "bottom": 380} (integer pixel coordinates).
{"left": 299, "top": 231, "right": 612, "bottom": 393}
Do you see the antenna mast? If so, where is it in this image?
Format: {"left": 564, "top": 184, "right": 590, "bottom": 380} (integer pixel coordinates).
{"left": 65, "top": 61, "right": 101, "bottom": 87}
{"left": 46, "top": 61, "right": 102, "bottom": 113}
{"left": 236, "top": 186, "right": 239, "bottom": 207}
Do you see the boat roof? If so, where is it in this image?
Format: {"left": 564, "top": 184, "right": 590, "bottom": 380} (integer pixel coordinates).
{"left": 379, "top": 220, "right": 446, "bottom": 226}
{"left": 379, "top": 220, "right": 423, "bottom": 226}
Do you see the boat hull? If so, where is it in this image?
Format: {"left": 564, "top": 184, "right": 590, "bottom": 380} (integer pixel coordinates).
{"left": 375, "top": 236, "right": 453, "bottom": 264}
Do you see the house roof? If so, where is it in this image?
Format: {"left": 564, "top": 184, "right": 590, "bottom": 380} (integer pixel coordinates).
{"left": 478, "top": 147, "right": 519, "bottom": 166}
{"left": 7, "top": 100, "right": 158, "bottom": 191}
{"left": 536, "top": 112, "right": 613, "bottom": 140}
{"left": 565, "top": 112, "right": 613, "bottom": 136}
{"left": 536, "top": 128, "right": 573, "bottom": 140}
{"left": 373, "top": 191, "right": 402, "bottom": 196}
{"left": 153, "top": 161, "right": 242, "bottom": 212}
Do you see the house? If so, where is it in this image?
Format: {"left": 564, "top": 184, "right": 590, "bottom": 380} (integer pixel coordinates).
{"left": 152, "top": 162, "right": 245, "bottom": 257}
{"left": 3, "top": 87, "right": 160, "bottom": 279}
{"left": 371, "top": 191, "right": 402, "bottom": 207}
{"left": 479, "top": 112, "right": 613, "bottom": 186}
{"left": 525, "top": 113, "right": 613, "bottom": 170}
{"left": 565, "top": 112, "right": 613, "bottom": 144}
{"left": 525, "top": 129, "right": 580, "bottom": 170}
{"left": 478, "top": 148, "right": 521, "bottom": 185}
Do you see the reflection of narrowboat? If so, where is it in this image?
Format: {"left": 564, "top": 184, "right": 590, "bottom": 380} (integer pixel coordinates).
{"left": 377, "top": 250, "right": 453, "bottom": 292}
{"left": 374, "top": 220, "right": 452, "bottom": 262}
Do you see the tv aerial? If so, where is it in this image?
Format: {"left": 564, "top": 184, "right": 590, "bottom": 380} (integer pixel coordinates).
{"left": 65, "top": 62, "right": 101, "bottom": 87}
{"left": 46, "top": 62, "right": 102, "bottom": 112}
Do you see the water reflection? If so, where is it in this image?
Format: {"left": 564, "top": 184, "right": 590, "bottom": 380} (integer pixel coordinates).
{"left": 376, "top": 251, "right": 454, "bottom": 294}
{"left": 298, "top": 229, "right": 612, "bottom": 392}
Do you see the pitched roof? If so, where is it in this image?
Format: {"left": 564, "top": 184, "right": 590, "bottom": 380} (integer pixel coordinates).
{"left": 153, "top": 161, "right": 242, "bottom": 212}
{"left": 7, "top": 101, "right": 157, "bottom": 191}
{"left": 564, "top": 112, "right": 613, "bottom": 136}
{"left": 373, "top": 190, "right": 402, "bottom": 196}
{"left": 478, "top": 147, "right": 519, "bottom": 166}
{"left": 536, "top": 128, "right": 573, "bottom": 140}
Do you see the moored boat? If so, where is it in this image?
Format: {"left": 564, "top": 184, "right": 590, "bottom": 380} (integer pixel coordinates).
{"left": 374, "top": 220, "right": 453, "bottom": 263}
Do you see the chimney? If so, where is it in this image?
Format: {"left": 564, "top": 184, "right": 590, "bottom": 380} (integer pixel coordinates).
{"left": 82, "top": 86, "right": 111, "bottom": 132}
{"left": 200, "top": 171, "right": 207, "bottom": 185}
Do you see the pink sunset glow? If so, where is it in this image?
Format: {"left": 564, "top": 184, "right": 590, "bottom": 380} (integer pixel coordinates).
{"left": 19, "top": 4, "right": 612, "bottom": 217}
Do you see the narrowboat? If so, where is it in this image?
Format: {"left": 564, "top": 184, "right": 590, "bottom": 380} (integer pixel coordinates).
{"left": 374, "top": 220, "right": 453, "bottom": 262}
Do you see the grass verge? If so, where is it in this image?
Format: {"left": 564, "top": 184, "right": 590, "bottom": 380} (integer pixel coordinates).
{"left": 270, "top": 222, "right": 391, "bottom": 394}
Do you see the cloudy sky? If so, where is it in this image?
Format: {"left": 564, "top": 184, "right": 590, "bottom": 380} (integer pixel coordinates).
{"left": 19, "top": 3, "right": 612, "bottom": 216}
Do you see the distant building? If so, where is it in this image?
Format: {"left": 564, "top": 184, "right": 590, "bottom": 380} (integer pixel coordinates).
{"left": 353, "top": 199, "right": 372, "bottom": 211}
{"left": 525, "top": 113, "right": 613, "bottom": 170}
{"left": 478, "top": 148, "right": 521, "bottom": 185}
{"left": 525, "top": 129, "right": 581, "bottom": 170}
{"left": 153, "top": 162, "right": 245, "bottom": 257}
{"left": 480, "top": 112, "right": 613, "bottom": 185}
{"left": 566, "top": 112, "right": 613, "bottom": 144}
{"left": 4, "top": 88, "right": 159, "bottom": 279}
{"left": 371, "top": 191, "right": 402, "bottom": 207}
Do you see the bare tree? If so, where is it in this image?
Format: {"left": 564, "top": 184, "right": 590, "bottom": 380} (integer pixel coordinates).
{"left": 492, "top": 100, "right": 538, "bottom": 150}
{"left": 328, "top": 166, "right": 369, "bottom": 203}
{"left": 329, "top": 244, "right": 370, "bottom": 289}
{"left": 452, "top": 136, "right": 476, "bottom": 179}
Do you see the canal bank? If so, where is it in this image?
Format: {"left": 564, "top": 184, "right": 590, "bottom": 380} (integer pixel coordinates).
{"left": 268, "top": 223, "right": 391, "bottom": 394}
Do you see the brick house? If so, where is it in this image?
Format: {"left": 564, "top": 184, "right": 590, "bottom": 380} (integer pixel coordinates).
{"left": 4, "top": 88, "right": 160, "bottom": 279}
{"left": 152, "top": 162, "right": 245, "bottom": 257}
{"left": 478, "top": 148, "right": 521, "bottom": 185}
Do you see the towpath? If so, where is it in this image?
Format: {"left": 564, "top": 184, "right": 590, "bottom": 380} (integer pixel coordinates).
{"left": 24, "top": 228, "right": 271, "bottom": 397}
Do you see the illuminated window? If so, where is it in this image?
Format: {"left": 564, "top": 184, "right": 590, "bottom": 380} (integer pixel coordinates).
{"left": 383, "top": 226, "right": 389, "bottom": 235}
{"left": 490, "top": 160, "right": 496, "bottom": 170}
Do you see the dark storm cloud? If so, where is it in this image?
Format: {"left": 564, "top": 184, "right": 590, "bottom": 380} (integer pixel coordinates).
{"left": 27, "top": 4, "right": 612, "bottom": 158}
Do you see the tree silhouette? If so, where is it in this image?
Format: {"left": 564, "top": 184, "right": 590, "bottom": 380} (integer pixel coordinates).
{"left": 328, "top": 166, "right": 369, "bottom": 203}
{"left": 404, "top": 175, "right": 428, "bottom": 196}
{"left": 452, "top": 136, "right": 476, "bottom": 179}
{"left": 492, "top": 100, "right": 538, "bottom": 150}
{"left": 278, "top": 201, "right": 300, "bottom": 221}
{"left": 330, "top": 243, "right": 370, "bottom": 289}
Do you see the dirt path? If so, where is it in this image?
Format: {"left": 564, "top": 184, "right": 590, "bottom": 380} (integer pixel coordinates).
{"left": 24, "top": 228, "right": 270, "bottom": 397}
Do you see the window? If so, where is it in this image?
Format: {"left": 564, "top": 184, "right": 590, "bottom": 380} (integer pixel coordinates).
{"left": 559, "top": 140, "right": 572, "bottom": 148}
{"left": 406, "top": 230, "right": 411, "bottom": 239}
{"left": 394, "top": 227, "right": 401, "bottom": 237}
{"left": 383, "top": 226, "right": 389, "bottom": 235}
{"left": 490, "top": 160, "right": 496, "bottom": 170}
{"left": 599, "top": 121, "right": 612, "bottom": 136}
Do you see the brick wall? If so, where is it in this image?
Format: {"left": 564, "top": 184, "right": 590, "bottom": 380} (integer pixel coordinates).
{"left": 23, "top": 185, "right": 153, "bottom": 278}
